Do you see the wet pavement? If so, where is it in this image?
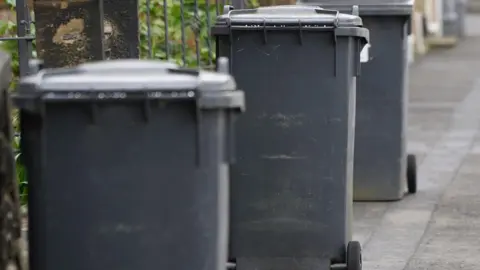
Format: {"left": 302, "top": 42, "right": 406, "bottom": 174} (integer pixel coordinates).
{"left": 353, "top": 14, "right": 480, "bottom": 270}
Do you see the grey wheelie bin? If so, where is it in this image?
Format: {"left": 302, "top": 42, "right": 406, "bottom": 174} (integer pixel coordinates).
{"left": 212, "top": 5, "right": 369, "bottom": 270}
{"left": 298, "top": 0, "right": 418, "bottom": 201}
{"left": 13, "top": 59, "right": 245, "bottom": 270}
{"left": 457, "top": 0, "right": 468, "bottom": 39}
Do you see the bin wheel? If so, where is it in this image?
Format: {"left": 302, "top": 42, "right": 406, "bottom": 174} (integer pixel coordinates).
{"left": 407, "top": 154, "right": 417, "bottom": 194}
{"left": 346, "top": 241, "right": 362, "bottom": 270}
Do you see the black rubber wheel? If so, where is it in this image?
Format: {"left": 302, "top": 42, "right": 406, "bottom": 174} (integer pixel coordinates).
{"left": 407, "top": 154, "right": 417, "bottom": 194}
{"left": 346, "top": 241, "right": 362, "bottom": 270}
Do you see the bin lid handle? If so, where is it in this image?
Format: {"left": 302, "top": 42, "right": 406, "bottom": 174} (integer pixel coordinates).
{"left": 313, "top": 7, "right": 339, "bottom": 27}
{"left": 224, "top": 6, "right": 340, "bottom": 28}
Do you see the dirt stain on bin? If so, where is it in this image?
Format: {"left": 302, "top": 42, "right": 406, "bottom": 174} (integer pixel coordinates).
{"left": 240, "top": 177, "right": 330, "bottom": 233}
{"left": 262, "top": 154, "right": 307, "bottom": 160}
{"left": 258, "top": 113, "right": 304, "bottom": 128}
{"left": 98, "top": 223, "right": 145, "bottom": 234}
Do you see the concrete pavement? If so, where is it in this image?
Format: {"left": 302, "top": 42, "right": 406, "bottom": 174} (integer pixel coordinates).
{"left": 353, "top": 15, "right": 480, "bottom": 270}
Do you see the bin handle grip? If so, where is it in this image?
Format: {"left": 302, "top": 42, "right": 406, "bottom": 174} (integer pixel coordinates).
{"left": 313, "top": 8, "right": 339, "bottom": 27}
{"left": 314, "top": 7, "right": 338, "bottom": 15}
{"left": 224, "top": 6, "right": 340, "bottom": 28}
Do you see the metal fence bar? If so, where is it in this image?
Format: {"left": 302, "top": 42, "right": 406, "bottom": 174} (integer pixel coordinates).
{"left": 15, "top": 0, "right": 33, "bottom": 77}
{"left": 95, "top": 0, "right": 106, "bottom": 60}
{"left": 206, "top": 0, "right": 214, "bottom": 67}
{"left": 194, "top": 0, "right": 200, "bottom": 67}
{"left": 146, "top": 0, "right": 153, "bottom": 59}
{"left": 180, "top": 0, "right": 186, "bottom": 65}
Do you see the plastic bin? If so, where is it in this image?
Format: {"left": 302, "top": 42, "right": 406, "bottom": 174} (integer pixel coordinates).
{"left": 14, "top": 59, "right": 245, "bottom": 270}
{"left": 456, "top": 0, "right": 468, "bottom": 39}
{"left": 298, "top": 0, "right": 418, "bottom": 201}
{"left": 213, "top": 5, "right": 368, "bottom": 270}
{"left": 443, "top": 0, "right": 467, "bottom": 39}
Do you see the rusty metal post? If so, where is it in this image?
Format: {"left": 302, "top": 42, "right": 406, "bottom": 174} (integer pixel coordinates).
{"left": 33, "top": 0, "right": 105, "bottom": 68}
{"left": 15, "top": 0, "right": 34, "bottom": 77}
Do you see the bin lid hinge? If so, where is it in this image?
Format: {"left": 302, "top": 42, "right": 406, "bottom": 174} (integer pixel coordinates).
{"left": 333, "top": 12, "right": 340, "bottom": 28}
{"left": 356, "top": 39, "right": 362, "bottom": 77}
{"left": 38, "top": 98, "right": 46, "bottom": 120}
{"left": 228, "top": 19, "right": 233, "bottom": 45}
{"left": 333, "top": 32, "right": 338, "bottom": 77}
{"left": 142, "top": 94, "right": 151, "bottom": 123}
{"left": 298, "top": 20, "right": 303, "bottom": 45}
{"left": 262, "top": 19, "right": 268, "bottom": 44}
{"left": 228, "top": 20, "right": 235, "bottom": 73}
{"left": 89, "top": 103, "right": 98, "bottom": 125}
{"left": 196, "top": 91, "right": 245, "bottom": 111}
{"left": 226, "top": 110, "right": 236, "bottom": 163}
{"left": 195, "top": 104, "right": 205, "bottom": 167}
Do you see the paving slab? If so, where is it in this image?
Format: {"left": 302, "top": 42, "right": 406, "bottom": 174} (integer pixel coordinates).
{"left": 405, "top": 148, "right": 480, "bottom": 270}
{"left": 353, "top": 15, "right": 480, "bottom": 270}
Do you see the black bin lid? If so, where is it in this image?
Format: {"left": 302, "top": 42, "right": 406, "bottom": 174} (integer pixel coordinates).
{"left": 214, "top": 5, "right": 364, "bottom": 29}
{"left": 297, "top": 0, "right": 413, "bottom": 16}
{"left": 15, "top": 59, "right": 245, "bottom": 111}
{"left": 18, "top": 59, "right": 235, "bottom": 92}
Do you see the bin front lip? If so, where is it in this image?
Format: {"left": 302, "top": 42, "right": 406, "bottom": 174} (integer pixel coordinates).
{"left": 212, "top": 18, "right": 363, "bottom": 29}
{"left": 212, "top": 24, "right": 369, "bottom": 44}
{"left": 14, "top": 62, "right": 241, "bottom": 97}
{"left": 12, "top": 87, "right": 246, "bottom": 112}
{"left": 15, "top": 59, "right": 241, "bottom": 94}
{"left": 298, "top": 2, "right": 413, "bottom": 16}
